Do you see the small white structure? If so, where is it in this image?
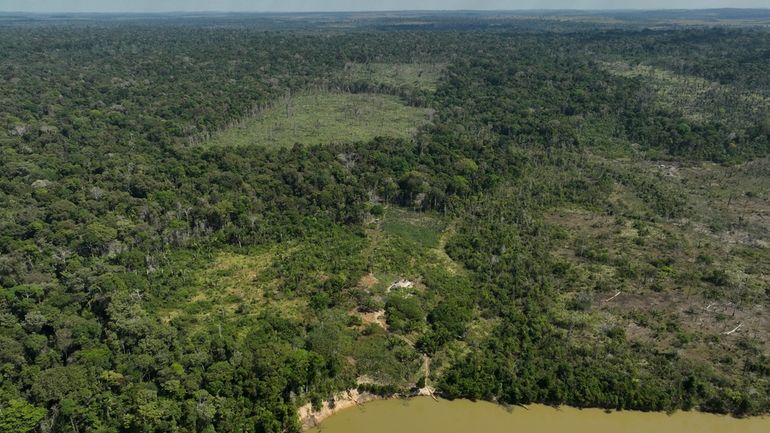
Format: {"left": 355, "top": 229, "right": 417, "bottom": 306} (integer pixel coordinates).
{"left": 387, "top": 278, "right": 414, "bottom": 292}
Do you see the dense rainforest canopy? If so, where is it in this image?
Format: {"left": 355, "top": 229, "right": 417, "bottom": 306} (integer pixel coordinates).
{"left": 1, "top": 11, "right": 770, "bottom": 433}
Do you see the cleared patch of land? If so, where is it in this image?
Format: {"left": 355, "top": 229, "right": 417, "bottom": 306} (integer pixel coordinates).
{"left": 545, "top": 158, "right": 770, "bottom": 379}
{"left": 381, "top": 207, "right": 446, "bottom": 249}
{"left": 208, "top": 92, "right": 429, "bottom": 148}
{"left": 158, "top": 246, "right": 309, "bottom": 325}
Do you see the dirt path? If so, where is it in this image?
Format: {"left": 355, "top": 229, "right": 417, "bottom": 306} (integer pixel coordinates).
{"left": 417, "top": 354, "right": 438, "bottom": 400}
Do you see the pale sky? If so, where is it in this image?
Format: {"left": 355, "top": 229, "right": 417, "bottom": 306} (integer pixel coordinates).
{"left": 1, "top": 1, "right": 769, "bottom": 13}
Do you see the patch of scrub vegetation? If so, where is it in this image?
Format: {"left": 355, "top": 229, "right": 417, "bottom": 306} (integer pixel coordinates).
{"left": 207, "top": 91, "right": 429, "bottom": 148}
{"left": 352, "top": 332, "right": 422, "bottom": 385}
{"left": 381, "top": 207, "right": 446, "bottom": 249}
{"left": 340, "top": 63, "right": 445, "bottom": 92}
{"left": 161, "top": 219, "right": 445, "bottom": 392}
{"left": 543, "top": 158, "right": 770, "bottom": 380}
{"left": 158, "top": 246, "right": 310, "bottom": 322}
{"left": 675, "top": 158, "right": 770, "bottom": 247}
{"left": 602, "top": 60, "right": 770, "bottom": 128}
{"left": 364, "top": 207, "right": 464, "bottom": 287}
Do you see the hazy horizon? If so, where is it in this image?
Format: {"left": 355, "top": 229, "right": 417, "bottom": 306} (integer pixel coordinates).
{"left": 2, "top": 1, "right": 770, "bottom": 13}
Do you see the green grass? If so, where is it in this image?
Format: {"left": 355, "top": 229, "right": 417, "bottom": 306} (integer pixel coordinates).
{"left": 381, "top": 208, "right": 446, "bottom": 249}
{"left": 208, "top": 92, "right": 429, "bottom": 148}
{"left": 157, "top": 246, "right": 310, "bottom": 324}
{"left": 341, "top": 63, "right": 445, "bottom": 92}
{"left": 366, "top": 209, "right": 444, "bottom": 282}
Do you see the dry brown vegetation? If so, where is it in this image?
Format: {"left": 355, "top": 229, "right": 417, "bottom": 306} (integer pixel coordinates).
{"left": 546, "top": 158, "right": 770, "bottom": 374}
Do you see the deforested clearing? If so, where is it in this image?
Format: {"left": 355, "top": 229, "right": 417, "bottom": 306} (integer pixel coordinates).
{"left": 207, "top": 91, "right": 429, "bottom": 148}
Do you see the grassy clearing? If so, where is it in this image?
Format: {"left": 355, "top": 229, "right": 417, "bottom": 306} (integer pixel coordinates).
{"left": 341, "top": 63, "right": 445, "bottom": 92}
{"left": 208, "top": 91, "right": 429, "bottom": 148}
{"left": 381, "top": 207, "right": 446, "bottom": 249}
{"left": 365, "top": 207, "right": 466, "bottom": 289}
{"left": 161, "top": 247, "right": 309, "bottom": 323}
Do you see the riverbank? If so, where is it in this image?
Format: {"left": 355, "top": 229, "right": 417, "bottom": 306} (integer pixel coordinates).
{"left": 297, "top": 389, "right": 379, "bottom": 430}
{"left": 297, "top": 387, "right": 437, "bottom": 430}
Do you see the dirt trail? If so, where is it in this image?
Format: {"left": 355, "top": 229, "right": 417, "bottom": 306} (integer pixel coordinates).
{"left": 417, "top": 354, "right": 437, "bottom": 400}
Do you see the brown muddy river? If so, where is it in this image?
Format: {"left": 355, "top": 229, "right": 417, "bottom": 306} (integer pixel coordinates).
{"left": 307, "top": 397, "right": 770, "bottom": 433}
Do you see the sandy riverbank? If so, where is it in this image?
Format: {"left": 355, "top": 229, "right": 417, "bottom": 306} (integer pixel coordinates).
{"left": 297, "top": 387, "right": 437, "bottom": 430}
{"left": 297, "top": 389, "right": 380, "bottom": 430}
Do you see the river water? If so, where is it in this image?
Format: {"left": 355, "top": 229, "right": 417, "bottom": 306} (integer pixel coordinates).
{"left": 307, "top": 397, "right": 770, "bottom": 433}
